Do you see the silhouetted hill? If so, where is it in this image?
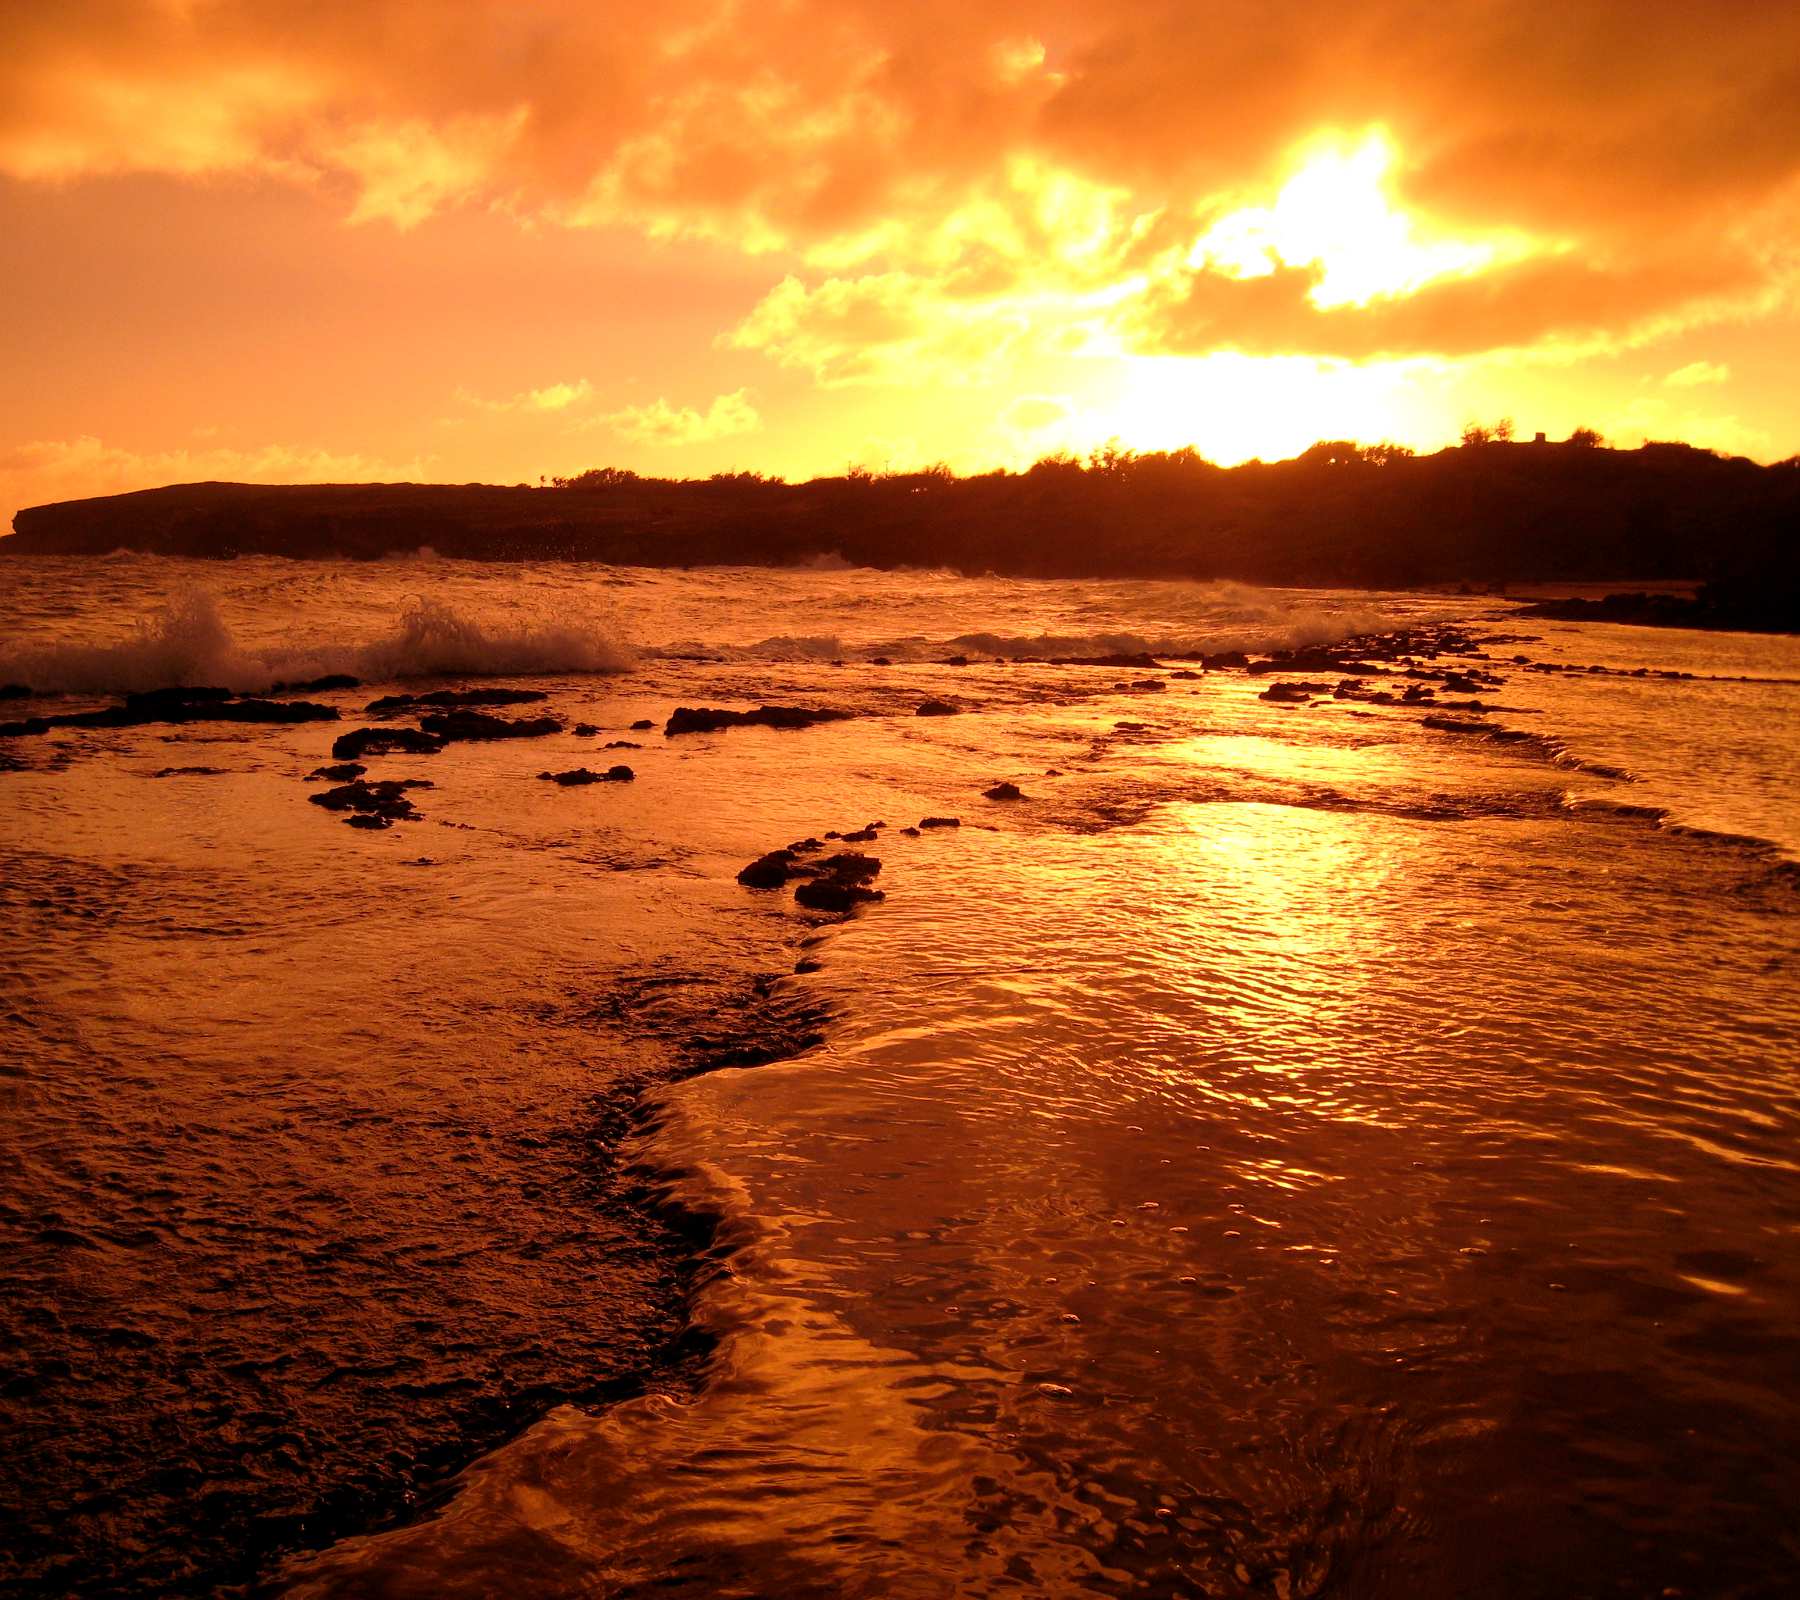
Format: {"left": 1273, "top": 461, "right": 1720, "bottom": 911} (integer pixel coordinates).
{"left": 6, "top": 442, "right": 1797, "bottom": 625}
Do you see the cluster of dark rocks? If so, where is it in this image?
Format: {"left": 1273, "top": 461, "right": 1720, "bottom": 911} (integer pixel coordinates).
{"left": 1, "top": 685, "right": 339, "bottom": 738}
{"left": 364, "top": 687, "right": 548, "bottom": 715}
{"left": 737, "top": 840, "right": 886, "bottom": 913}
{"left": 733, "top": 811, "right": 970, "bottom": 917}
{"left": 664, "top": 704, "right": 853, "bottom": 736}
{"left": 331, "top": 707, "right": 563, "bottom": 760}
{"left": 536, "top": 766, "right": 635, "bottom": 786}
{"left": 307, "top": 777, "right": 434, "bottom": 829}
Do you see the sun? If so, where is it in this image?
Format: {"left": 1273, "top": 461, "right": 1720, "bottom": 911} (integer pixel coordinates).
{"left": 1190, "top": 130, "right": 1520, "bottom": 309}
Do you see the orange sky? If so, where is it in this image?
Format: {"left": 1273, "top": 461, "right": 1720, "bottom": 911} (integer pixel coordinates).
{"left": 4, "top": 0, "right": 1798, "bottom": 526}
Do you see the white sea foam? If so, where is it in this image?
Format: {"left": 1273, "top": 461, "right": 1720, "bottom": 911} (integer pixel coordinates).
{"left": 0, "top": 589, "right": 634, "bottom": 695}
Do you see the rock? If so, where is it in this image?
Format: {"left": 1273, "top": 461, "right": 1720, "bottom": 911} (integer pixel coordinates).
{"left": 1201, "top": 651, "right": 1250, "bottom": 670}
{"left": 736, "top": 850, "right": 795, "bottom": 888}
{"left": 870, "top": 656, "right": 892, "bottom": 666}
{"left": 840, "top": 827, "right": 878, "bottom": 843}
{"left": 308, "top": 762, "right": 366, "bottom": 782}
{"left": 794, "top": 957, "right": 823, "bottom": 974}
{"left": 272, "top": 673, "right": 361, "bottom": 694}
{"left": 899, "top": 826, "right": 920, "bottom": 836}
{"left": 630, "top": 719, "right": 654, "bottom": 730}
{"left": 663, "top": 705, "right": 853, "bottom": 736}
{"left": 1052, "top": 652, "right": 1163, "bottom": 668}
{"left": 418, "top": 710, "right": 562, "bottom": 741}
{"left": 332, "top": 726, "right": 446, "bottom": 760}
{"left": 602, "top": 740, "right": 641, "bottom": 750}
{"left": 915, "top": 700, "right": 960, "bottom": 716}
{"left": 216, "top": 697, "right": 339, "bottom": 725}
{"left": 1169, "top": 669, "right": 1202, "bottom": 680}
{"left": 787, "top": 836, "right": 822, "bottom": 853}
{"left": 801, "top": 852, "right": 881, "bottom": 883}
{"left": 794, "top": 878, "right": 885, "bottom": 912}
{"left": 365, "top": 687, "right": 549, "bottom": 715}
{"left": 536, "top": 766, "right": 634, "bottom": 786}
{"left": 308, "top": 778, "right": 432, "bottom": 822}
{"left": 983, "top": 782, "right": 1025, "bottom": 801}
{"left": 1131, "top": 679, "right": 1167, "bottom": 691}
{"left": 149, "top": 765, "right": 225, "bottom": 777}
{"left": 919, "top": 816, "right": 960, "bottom": 828}
{"left": 2, "top": 688, "right": 338, "bottom": 739}
{"left": 573, "top": 723, "right": 599, "bottom": 737}
{"left": 941, "top": 655, "right": 970, "bottom": 666}
{"left": 346, "top": 814, "right": 391, "bottom": 830}
{"left": 1258, "top": 682, "right": 1314, "bottom": 703}
{"left": 127, "top": 686, "right": 235, "bottom": 712}
{"left": 0, "top": 684, "right": 32, "bottom": 699}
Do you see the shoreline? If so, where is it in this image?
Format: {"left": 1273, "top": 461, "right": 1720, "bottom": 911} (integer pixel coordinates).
{"left": 4, "top": 586, "right": 1797, "bottom": 1595}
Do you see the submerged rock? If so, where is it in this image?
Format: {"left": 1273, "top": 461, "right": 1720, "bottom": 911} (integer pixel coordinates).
{"left": 572, "top": 723, "right": 599, "bottom": 737}
{"left": 536, "top": 766, "right": 634, "bottom": 786}
{"left": 915, "top": 700, "right": 960, "bottom": 716}
{"left": 984, "top": 782, "right": 1025, "bottom": 801}
{"left": 1052, "top": 652, "right": 1163, "bottom": 668}
{"left": 418, "top": 710, "right": 562, "bottom": 741}
{"left": 801, "top": 851, "right": 880, "bottom": 884}
{"left": 273, "top": 673, "right": 360, "bottom": 694}
{"left": 332, "top": 727, "right": 446, "bottom": 760}
{"left": 365, "top": 687, "right": 549, "bottom": 715}
{"left": 308, "top": 778, "right": 433, "bottom": 823}
{"left": 793, "top": 878, "right": 885, "bottom": 912}
{"left": 919, "top": 815, "right": 961, "bottom": 828}
{"left": 1, "top": 687, "right": 339, "bottom": 739}
{"left": 308, "top": 762, "right": 367, "bottom": 782}
{"left": 663, "top": 705, "right": 853, "bottom": 736}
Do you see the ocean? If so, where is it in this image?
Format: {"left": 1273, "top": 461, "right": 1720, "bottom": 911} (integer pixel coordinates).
{"left": 2, "top": 557, "right": 1796, "bottom": 1598}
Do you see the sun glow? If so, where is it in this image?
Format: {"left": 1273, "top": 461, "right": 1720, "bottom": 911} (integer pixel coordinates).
{"left": 1087, "top": 351, "right": 1423, "bottom": 466}
{"left": 1191, "top": 132, "right": 1515, "bottom": 308}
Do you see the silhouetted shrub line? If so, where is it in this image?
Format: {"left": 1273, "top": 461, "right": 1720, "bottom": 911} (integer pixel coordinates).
{"left": 6, "top": 438, "right": 1795, "bottom": 629}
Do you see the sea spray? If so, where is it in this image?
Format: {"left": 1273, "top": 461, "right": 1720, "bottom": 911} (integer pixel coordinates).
{"left": 0, "top": 589, "right": 636, "bottom": 695}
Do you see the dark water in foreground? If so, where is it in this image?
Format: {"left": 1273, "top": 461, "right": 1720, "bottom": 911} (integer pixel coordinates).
{"left": 1, "top": 562, "right": 1797, "bottom": 1597}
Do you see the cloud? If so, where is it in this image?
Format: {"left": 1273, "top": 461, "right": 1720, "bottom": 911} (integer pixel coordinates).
{"left": 1, "top": 434, "right": 430, "bottom": 530}
{"left": 605, "top": 389, "right": 759, "bottom": 445}
{"left": 1665, "top": 360, "right": 1731, "bottom": 387}
{"left": 1001, "top": 395, "right": 1075, "bottom": 433}
{"left": 1129, "top": 248, "right": 1765, "bottom": 362}
{"left": 459, "top": 377, "right": 594, "bottom": 413}
{"left": 2, "top": 2, "right": 1797, "bottom": 369}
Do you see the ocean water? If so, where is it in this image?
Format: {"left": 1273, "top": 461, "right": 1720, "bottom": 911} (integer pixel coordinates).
{"left": 0, "top": 559, "right": 1796, "bottom": 1598}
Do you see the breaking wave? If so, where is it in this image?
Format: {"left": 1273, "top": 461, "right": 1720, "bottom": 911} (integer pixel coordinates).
{"left": 0, "top": 590, "right": 634, "bottom": 695}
